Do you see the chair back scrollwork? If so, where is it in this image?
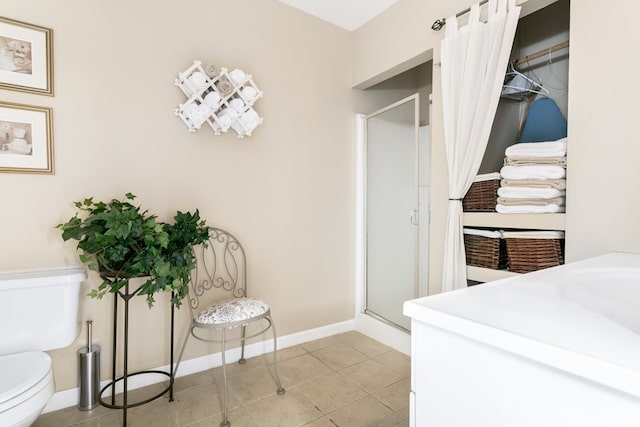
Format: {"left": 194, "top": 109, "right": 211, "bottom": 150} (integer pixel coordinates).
{"left": 185, "top": 227, "right": 247, "bottom": 318}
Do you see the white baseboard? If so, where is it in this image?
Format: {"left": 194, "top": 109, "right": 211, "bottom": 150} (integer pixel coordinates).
{"left": 44, "top": 319, "right": 355, "bottom": 413}
{"left": 354, "top": 312, "right": 411, "bottom": 356}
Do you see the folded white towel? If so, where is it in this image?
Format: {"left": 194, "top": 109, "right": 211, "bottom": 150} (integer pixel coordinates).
{"left": 504, "top": 156, "right": 567, "bottom": 167}
{"left": 463, "top": 228, "right": 502, "bottom": 239}
{"left": 217, "top": 107, "right": 239, "bottom": 127}
{"left": 185, "top": 103, "right": 211, "bottom": 127}
{"left": 231, "top": 108, "right": 261, "bottom": 135}
{"left": 473, "top": 172, "right": 501, "bottom": 182}
{"left": 497, "top": 186, "right": 565, "bottom": 199}
{"left": 188, "top": 72, "right": 207, "bottom": 92}
{"left": 229, "top": 98, "right": 245, "bottom": 112}
{"left": 500, "top": 179, "right": 566, "bottom": 190}
{"left": 204, "top": 91, "right": 221, "bottom": 108}
{"left": 219, "top": 107, "right": 238, "bottom": 117}
{"left": 239, "top": 108, "right": 260, "bottom": 130}
{"left": 229, "top": 69, "right": 246, "bottom": 85}
{"left": 500, "top": 165, "right": 566, "bottom": 180}
{"left": 502, "top": 230, "right": 565, "bottom": 239}
{"left": 241, "top": 86, "right": 258, "bottom": 101}
{"left": 504, "top": 138, "right": 567, "bottom": 158}
{"left": 497, "top": 196, "right": 565, "bottom": 207}
{"left": 496, "top": 203, "right": 565, "bottom": 214}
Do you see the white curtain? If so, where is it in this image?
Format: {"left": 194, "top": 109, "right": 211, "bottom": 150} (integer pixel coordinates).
{"left": 441, "top": 0, "right": 520, "bottom": 292}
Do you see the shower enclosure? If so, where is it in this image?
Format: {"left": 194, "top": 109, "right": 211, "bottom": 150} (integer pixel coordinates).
{"left": 361, "top": 94, "right": 429, "bottom": 332}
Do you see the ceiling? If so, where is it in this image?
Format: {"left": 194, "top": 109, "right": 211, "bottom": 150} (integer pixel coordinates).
{"left": 278, "top": 0, "right": 399, "bottom": 32}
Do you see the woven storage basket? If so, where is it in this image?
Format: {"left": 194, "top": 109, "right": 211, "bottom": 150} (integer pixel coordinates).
{"left": 464, "top": 233, "right": 508, "bottom": 270}
{"left": 505, "top": 237, "right": 564, "bottom": 274}
{"left": 463, "top": 179, "right": 500, "bottom": 212}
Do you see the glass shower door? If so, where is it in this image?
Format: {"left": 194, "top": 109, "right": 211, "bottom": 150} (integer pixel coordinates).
{"left": 365, "top": 94, "right": 419, "bottom": 331}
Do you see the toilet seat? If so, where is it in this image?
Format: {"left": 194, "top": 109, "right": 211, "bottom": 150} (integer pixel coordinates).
{"left": 0, "top": 351, "right": 54, "bottom": 422}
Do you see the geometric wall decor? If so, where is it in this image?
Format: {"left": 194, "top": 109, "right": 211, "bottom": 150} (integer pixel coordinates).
{"left": 175, "top": 60, "right": 263, "bottom": 137}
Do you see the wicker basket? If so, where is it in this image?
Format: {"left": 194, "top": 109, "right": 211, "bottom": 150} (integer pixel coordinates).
{"left": 504, "top": 237, "right": 564, "bottom": 274}
{"left": 464, "top": 232, "right": 508, "bottom": 270}
{"left": 463, "top": 179, "right": 500, "bottom": 212}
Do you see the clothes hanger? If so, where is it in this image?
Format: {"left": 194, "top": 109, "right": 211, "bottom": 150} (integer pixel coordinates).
{"left": 502, "top": 62, "right": 549, "bottom": 100}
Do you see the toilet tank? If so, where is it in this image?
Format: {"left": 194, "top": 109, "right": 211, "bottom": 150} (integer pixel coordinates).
{"left": 0, "top": 267, "right": 86, "bottom": 356}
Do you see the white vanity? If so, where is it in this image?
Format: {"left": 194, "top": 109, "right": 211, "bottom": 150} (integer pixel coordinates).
{"left": 404, "top": 252, "right": 640, "bottom": 427}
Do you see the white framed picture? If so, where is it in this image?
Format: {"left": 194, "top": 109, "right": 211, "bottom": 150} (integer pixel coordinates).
{"left": 0, "top": 101, "right": 53, "bottom": 174}
{"left": 0, "top": 16, "right": 53, "bottom": 95}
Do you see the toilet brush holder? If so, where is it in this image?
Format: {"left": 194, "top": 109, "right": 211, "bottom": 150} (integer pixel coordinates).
{"left": 78, "top": 320, "right": 100, "bottom": 411}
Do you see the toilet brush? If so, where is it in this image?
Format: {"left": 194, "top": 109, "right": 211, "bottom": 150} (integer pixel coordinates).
{"left": 78, "top": 320, "right": 100, "bottom": 411}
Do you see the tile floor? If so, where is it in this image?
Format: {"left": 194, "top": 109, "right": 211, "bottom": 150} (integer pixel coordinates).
{"left": 34, "top": 331, "right": 410, "bottom": 427}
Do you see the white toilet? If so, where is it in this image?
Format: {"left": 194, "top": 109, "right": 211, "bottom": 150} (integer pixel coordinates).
{"left": 0, "top": 267, "right": 86, "bottom": 427}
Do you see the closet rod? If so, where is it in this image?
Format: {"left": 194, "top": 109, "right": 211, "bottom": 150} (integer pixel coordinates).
{"left": 431, "top": 0, "right": 489, "bottom": 31}
{"left": 512, "top": 40, "right": 569, "bottom": 67}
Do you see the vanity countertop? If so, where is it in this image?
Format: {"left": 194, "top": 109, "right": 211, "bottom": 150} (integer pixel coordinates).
{"left": 404, "top": 252, "right": 640, "bottom": 398}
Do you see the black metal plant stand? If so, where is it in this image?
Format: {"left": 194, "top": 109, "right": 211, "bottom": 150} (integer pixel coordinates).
{"left": 98, "top": 278, "right": 175, "bottom": 426}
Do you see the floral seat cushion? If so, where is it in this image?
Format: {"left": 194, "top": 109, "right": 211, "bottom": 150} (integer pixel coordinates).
{"left": 195, "top": 297, "right": 269, "bottom": 325}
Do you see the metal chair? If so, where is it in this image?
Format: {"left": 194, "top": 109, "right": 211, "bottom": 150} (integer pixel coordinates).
{"left": 175, "top": 227, "right": 285, "bottom": 427}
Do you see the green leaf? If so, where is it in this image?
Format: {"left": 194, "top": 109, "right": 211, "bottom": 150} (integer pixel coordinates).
{"left": 57, "top": 193, "right": 209, "bottom": 308}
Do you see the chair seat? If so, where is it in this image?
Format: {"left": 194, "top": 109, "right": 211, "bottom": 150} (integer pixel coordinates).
{"left": 195, "top": 297, "right": 269, "bottom": 325}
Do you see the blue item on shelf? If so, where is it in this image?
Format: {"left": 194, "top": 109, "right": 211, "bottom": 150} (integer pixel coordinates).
{"left": 518, "top": 97, "right": 567, "bottom": 143}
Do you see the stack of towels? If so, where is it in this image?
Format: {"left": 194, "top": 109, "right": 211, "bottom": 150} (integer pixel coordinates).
{"left": 497, "top": 137, "right": 567, "bottom": 213}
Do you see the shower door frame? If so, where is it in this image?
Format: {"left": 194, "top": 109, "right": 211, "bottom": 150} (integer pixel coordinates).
{"left": 362, "top": 93, "right": 420, "bottom": 333}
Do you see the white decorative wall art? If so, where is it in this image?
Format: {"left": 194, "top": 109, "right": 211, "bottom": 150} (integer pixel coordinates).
{"left": 175, "top": 60, "right": 263, "bottom": 138}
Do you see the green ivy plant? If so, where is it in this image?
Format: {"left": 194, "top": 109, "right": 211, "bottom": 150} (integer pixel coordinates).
{"left": 57, "top": 193, "right": 210, "bottom": 307}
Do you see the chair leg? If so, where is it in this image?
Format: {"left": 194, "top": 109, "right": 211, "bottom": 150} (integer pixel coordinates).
{"left": 239, "top": 324, "right": 246, "bottom": 364}
{"left": 220, "top": 328, "right": 230, "bottom": 427}
{"left": 269, "top": 317, "right": 286, "bottom": 395}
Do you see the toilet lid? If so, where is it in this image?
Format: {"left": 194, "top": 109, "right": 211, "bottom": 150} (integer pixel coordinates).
{"left": 0, "top": 351, "right": 51, "bottom": 404}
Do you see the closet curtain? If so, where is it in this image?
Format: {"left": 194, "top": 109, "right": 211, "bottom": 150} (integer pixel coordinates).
{"left": 440, "top": 0, "right": 520, "bottom": 292}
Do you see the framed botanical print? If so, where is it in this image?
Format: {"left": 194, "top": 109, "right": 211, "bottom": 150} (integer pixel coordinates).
{"left": 0, "top": 101, "right": 53, "bottom": 174}
{"left": 0, "top": 16, "right": 53, "bottom": 95}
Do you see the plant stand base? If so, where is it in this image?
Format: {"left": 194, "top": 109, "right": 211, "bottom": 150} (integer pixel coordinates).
{"left": 98, "top": 280, "right": 176, "bottom": 426}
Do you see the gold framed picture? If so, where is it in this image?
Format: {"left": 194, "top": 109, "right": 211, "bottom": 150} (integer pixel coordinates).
{"left": 0, "top": 101, "right": 53, "bottom": 174}
{"left": 0, "top": 16, "right": 53, "bottom": 96}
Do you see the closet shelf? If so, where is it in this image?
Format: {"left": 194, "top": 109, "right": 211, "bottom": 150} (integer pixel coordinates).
{"left": 463, "top": 212, "right": 565, "bottom": 230}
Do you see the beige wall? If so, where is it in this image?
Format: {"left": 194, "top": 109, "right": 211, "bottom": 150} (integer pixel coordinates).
{"left": 352, "top": 0, "right": 463, "bottom": 89}
{"left": 356, "top": 62, "right": 433, "bottom": 125}
{"left": 352, "top": 0, "right": 558, "bottom": 89}
{"left": 354, "top": 0, "right": 640, "bottom": 294}
{"left": 1, "top": 0, "right": 356, "bottom": 391}
{"left": 564, "top": 1, "right": 640, "bottom": 260}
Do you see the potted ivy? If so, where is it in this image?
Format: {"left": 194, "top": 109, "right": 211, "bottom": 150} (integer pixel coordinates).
{"left": 57, "top": 193, "right": 210, "bottom": 307}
